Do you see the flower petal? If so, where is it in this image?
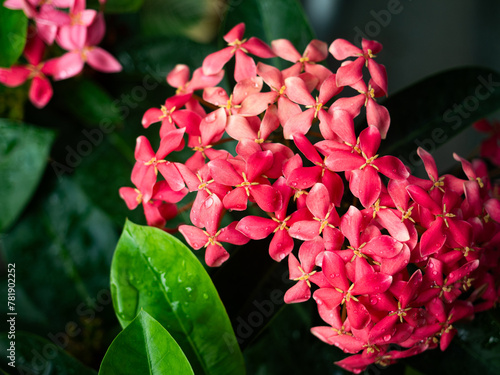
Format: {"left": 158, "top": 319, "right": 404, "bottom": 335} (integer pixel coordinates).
{"left": 86, "top": 47, "right": 122, "bottom": 73}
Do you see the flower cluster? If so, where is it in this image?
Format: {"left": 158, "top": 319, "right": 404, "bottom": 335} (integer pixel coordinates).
{"left": 120, "top": 23, "right": 500, "bottom": 372}
{"left": 0, "top": 0, "right": 121, "bottom": 108}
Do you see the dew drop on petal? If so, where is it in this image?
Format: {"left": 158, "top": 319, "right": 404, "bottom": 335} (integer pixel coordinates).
{"left": 383, "top": 334, "right": 392, "bottom": 342}
{"left": 370, "top": 297, "right": 378, "bottom": 305}
{"left": 204, "top": 196, "right": 214, "bottom": 208}
{"left": 279, "top": 253, "right": 286, "bottom": 260}
{"left": 205, "top": 112, "right": 217, "bottom": 123}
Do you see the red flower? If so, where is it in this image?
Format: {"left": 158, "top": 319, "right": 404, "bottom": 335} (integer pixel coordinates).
{"left": 202, "top": 23, "right": 274, "bottom": 82}
{"left": 131, "top": 129, "right": 186, "bottom": 202}
{"left": 179, "top": 194, "right": 249, "bottom": 266}
{"left": 208, "top": 151, "right": 282, "bottom": 212}
{"left": 325, "top": 125, "right": 409, "bottom": 207}
{"left": 272, "top": 38, "right": 333, "bottom": 87}
{"left": 329, "top": 38, "right": 388, "bottom": 95}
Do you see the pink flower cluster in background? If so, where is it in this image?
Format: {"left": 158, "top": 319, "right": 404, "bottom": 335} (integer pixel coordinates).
{"left": 120, "top": 23, "right": 500, "bottom": 372}
{"left": 0, "top": 0, "right": 121, "bottom": 108}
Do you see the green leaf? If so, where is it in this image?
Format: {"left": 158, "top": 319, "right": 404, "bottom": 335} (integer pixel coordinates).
{"left": 99, "top": 310, "right": 194, "bottom": 375}
{"left": 379, "top": 67, "right": 500, "bottom": 166}
{"left": 104, "top": 0, "right": 144, "bottom": 13}
{"left": 1, "top": 177, "right": 118, "bottom": 336}
{"left": 110, "top": 220, "right": 245, "bottom": 375}
{"left": 0, "top": 332, "right": 96, "bottom": 375}
{"left": 223, "top": 0, "right": 315, "bottom": 60}
{"left": 0, "top": 7, "right": 27, "bottom": 67}
{"left": 0, "top": 119, "right": 55, "bottom": 232}
{"left": 63, "top": 79, "right": 123, "bottom": 128}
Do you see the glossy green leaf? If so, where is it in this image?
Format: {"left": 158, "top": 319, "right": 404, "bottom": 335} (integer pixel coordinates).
{"left": 223, "top": 0, "right": 315, "bottom": 65}
{"left": 110, "top": 220, "right": 245, "bottom": 375}
{"left": 379, "top": 67, "right": 500, "bottom": 166}
{"left": 0, "top": 332, "right": 96, "bottom": 375}
{"left": 0, "top": 119, "right": 55, "bottom": 232}
{"left": 104, "top": 0, "right": 144, "bottom": 13}
{"left": 0, "top": 177, "right": 118, "bottom": 336}
{"left": 99, "top": 310, "right": 194, "bottom": 375}
{"left": 0, "top": 7, "right": 27, "bottom": 67}
{"left": 63, "top": 79, "right": 123, "bottom": 128}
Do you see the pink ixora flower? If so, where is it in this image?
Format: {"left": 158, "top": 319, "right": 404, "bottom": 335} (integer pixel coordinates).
{"left": 284, "top": 236, "right": 328, "bottom": 303}
{"left": 202, "top": 22, "right": 275, "bottom": 82}
{"left": 208, "top": 150, "right": 283, "bottom": 213}
{"left": 283, "top": 73, "right": 342, "bottom": 139}
{"left": 52, "top": 13, "right": 121, "bottom": 80}
{"left": 313, "top": 251, "right": 393, "bottom": 330}
{"left": 117, "top": 27, "right": 500, "bottom": 372}
{"left": 235, "top": 177, "right": 310, "bottom": 261}
{"left": 271, "top": 38, "right": 333, "bottom": 87}
{"left": 179, "top": 194, "right": 249, "bottom": 266}
{"left": 131, "top": 128, "right": 186, "bottom": 203}
{"left": 329, "top": 38, "right": 388, "bottom": 95}
{"left": 119, "top": 181, "right": 187, "bottom": 228}
{"left": 325, "top": 125, "right": 409, "bottom": 207}
{"left": 0, "top": 31, "right": 56, "bottom": 108}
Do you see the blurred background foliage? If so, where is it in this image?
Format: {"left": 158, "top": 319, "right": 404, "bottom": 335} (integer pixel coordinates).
{"left": 0, "top": 0, "right": 499, "bottom": 374}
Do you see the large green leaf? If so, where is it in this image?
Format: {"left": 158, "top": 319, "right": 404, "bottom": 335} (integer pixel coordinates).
{"left": 104, "top": 0, "right": 144, "bottom": 13}
{"left": 99, "top": 310, "right": 194, "bottom": 375}
{"left": 223, "top": 0, "right": 315, "bottom": 67}
{"left": 379, "top": 67, "right": 500, "bottom": 166}
{"left": 0, "top": 7, "right": 27, "bottom": 67}
{"left": 0, "top": 177, "right": 118, "bottom": 337}
{"left": 0, "top": 332, "right": 96, "bottom": 375}
{"left": 0, "top": 119, "right": 55, "bottom": 232}
{"left": 110, "top": 220, "right": 245, "bottom": 375}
